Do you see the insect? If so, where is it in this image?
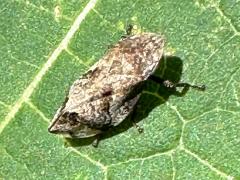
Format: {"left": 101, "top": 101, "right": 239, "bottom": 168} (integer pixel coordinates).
{"left": 48, "top": 26, "right": 205, "bottom": 146}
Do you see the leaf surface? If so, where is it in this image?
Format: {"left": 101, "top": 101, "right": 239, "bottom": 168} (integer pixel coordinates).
{"left": 0, "top": 0, "right": 239, "bottom": 179}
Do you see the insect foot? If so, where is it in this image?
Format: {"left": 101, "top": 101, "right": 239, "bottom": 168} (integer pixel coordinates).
{"left": 121, "top": 24, "right": 134, "bottom": 39}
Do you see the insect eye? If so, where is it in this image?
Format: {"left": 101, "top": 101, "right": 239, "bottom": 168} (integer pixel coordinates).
{"left": 69, "top": 112, "right": 77, "bottom": 119}
{"left": 68, "top": 112, "right": 79, "bottom": 125}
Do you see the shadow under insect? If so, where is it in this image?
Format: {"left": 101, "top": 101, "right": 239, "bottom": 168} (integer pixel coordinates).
{"left": 66, "top": 56, "right": 199, "bottom": 147}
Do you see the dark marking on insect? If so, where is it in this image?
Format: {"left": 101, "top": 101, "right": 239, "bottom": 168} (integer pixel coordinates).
{"left": 48, "top": 26, "right": 205, "bottom": 147}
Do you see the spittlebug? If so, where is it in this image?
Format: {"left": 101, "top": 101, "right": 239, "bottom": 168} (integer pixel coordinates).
{"left": 48, "top": 26, "right": 205, "bottom": 146}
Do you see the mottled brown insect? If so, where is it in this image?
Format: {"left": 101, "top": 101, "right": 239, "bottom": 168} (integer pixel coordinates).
{"left": 48, "top": 32, "right": 164, "bottom": 139}
{"left": 48, "top": 30, "right": 205, "bottom": 145}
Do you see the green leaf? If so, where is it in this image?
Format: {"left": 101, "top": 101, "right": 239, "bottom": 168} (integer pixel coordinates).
{"left": 0, "top": 0, "right": 239, "bottom": 179}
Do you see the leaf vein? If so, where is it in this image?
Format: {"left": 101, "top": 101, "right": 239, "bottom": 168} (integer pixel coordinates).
{"left": 65, "top": 48, "right": 90, "bottom": 68}
{"left": 232, "top": 83, "right": 240, "bottom": 107}
{"left": 220, "top": 66, "right": 240, "bottom": 102}
{"left": 11, "top": 55, "right": 39, "bottom": 69}
{"left": 26, "top": 101, "right": 49, "bottom": 123}
{"left": 170, "top": 154, "right": 176, "bottom": 180}
{"left": 108, "top": 149, "right": 174, "bottom": 167}
{"left": 0, "top": 0, "right": 98, "bottom": 135}
{"left": 2, "top": 147, "right": 32, "bottom": 175}
{"left": 182, "top": 147, "right": 234, "bottom": 179}
{"left": 187, "top": 107, "right": 218, "bottom": 122}
{"left": 192, "top": 34, "right": 236, "bottom": 83}
{"left": 213, "top": 4, "right": 240, "bottom": 36}
{"left": 16, "top": 0, "right": 72, "bottom": 22}
{"left": 167, "top": 103, "right": 185, "bottom": 147}
{"left": 68, "top": 147, "right": 107, "bottom": 172}
{"left": 0, "top": 101, "right": 11, "bottom": 108}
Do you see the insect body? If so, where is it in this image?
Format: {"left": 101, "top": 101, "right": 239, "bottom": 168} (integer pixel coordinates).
{"left": 48, "top": 33, "right": 165, "bottom": 138}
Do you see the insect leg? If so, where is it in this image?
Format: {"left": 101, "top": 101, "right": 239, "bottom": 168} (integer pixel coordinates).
{"left": 164, "top": 80, "right": 205, "bottom": 96}
{"left": 149, "top": 75, "right": 205, "bottom": 90}
{"left": 92, "top": 126, "right": 112, "bottom": 148}
{"left": 130, "top": 105, "right": 144, "bottom": 133}
{"left": 126, "top": 24, "right": 133, "bottom": 35}
{"left": 163, "top": 80, "right": 206, "bottom": 91}
{"left": 121, "top": 24, "right": 133, "bottom": 38}
{"left": 149, "top": 75, "right": 205, "bottom": 96}
{"left": 92, "top": 134, "right": 102, "bottom": 147}
{"left": 132, "top": 121, "right": 144, "bottom": 133}
{"left": 148, "top": 75, "right": 165, "bottom": 84}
